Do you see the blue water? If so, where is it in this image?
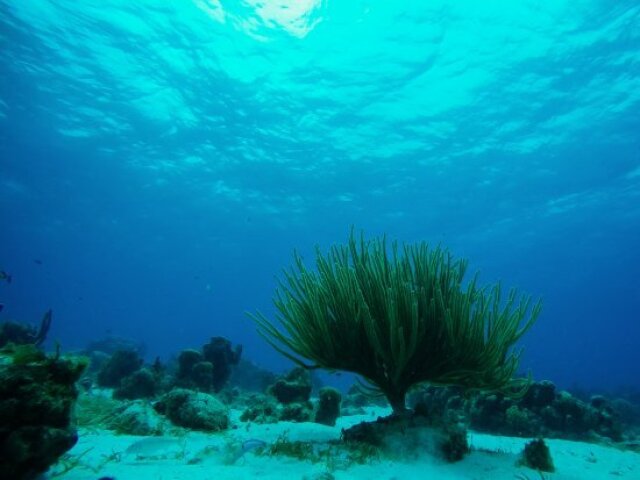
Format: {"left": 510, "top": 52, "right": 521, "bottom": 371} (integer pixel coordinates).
{"left": 1, "top": 1, "right": 639, "bottom": 393}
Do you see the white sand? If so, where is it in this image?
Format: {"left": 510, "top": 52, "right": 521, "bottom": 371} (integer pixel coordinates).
{"left": 49, "top": 406, "right": 640, "bottom": 480}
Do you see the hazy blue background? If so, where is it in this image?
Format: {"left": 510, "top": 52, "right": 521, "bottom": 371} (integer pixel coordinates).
{"left": 1, "top": 0, "right": 639, "bottom": 392}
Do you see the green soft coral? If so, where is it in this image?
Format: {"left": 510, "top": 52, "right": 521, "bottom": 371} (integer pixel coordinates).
{"left": 249, "top": 230, "right": 541, "bottom": 413}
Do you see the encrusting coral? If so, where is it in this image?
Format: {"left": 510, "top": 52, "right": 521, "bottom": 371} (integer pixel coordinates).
{"left": 250, "top": 231, "right": 541, "bottom": 414}
{"left": 175, "top": 337, "right": 242, "bottom": 393}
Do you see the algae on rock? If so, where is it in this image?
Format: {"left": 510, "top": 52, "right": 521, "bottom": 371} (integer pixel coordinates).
{"left": 0, "top": 344, "right": 87, "bottom": 480}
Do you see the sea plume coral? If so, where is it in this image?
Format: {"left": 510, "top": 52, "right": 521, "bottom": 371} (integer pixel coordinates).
{"left": 249, "top": 231, "right": 541, "bottom": 414}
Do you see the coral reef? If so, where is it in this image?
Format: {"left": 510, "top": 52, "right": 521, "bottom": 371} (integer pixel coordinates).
{"left": 0, "top": 344, "right": 87, "bottom": 479}
{"left": 177, "top": 349, "right": 204, "bottom": 382}
{"left": 410, "top": 381, "right": 625, "bottom": 442}
{"left": 239, "top": 375, "right": 339, "bottom": 425}
{"left": 175, "top": 337, "right": 242, "bottom": 393}
{"left": 315, "top": 387, "right": 342, "bottom": 426}
{"left": 239, "top": 394, "right": 280, "bottom": 423}
{"left": 154, "top": 388, "right": 229, "bottom": 432}
{"left": 239, "top": 392, "right": 314, "bottom": 424}
{"left": 113, "top": 367, "right": 159, "bottom": 400}
{"left": 83, "top": 348, "right": 168, "bottom": 401}
{"left": 438, "top": 422, "right": 470, "bottom": 462}
{"left": 341, "top": 410, "right": 470, "bottom": 463}
{"left": 236, "top": 367, "right": 315, "bottom": 423}
{"left": 519, "top": 437, "right": 555, "bottom": 472}
{"left": 268, "top": 367, "right": 312, "bottom": 404}
{"left": 105, "top": 401, "right": 167, "bottom": 436}
{"left": 191, "top": 360, "right": 215, "bottom": 391}
{"left": 202, "top": 336, "right": 243, "bottom": 392}
{"left": 96, "top": 349, "right": 143, "bottom": 388}
{"left": 280, "top": 401, "right": 314, "bottom": 422}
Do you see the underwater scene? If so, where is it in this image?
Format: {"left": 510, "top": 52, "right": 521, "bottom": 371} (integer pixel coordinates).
{"left": 1, "top": 1, "right": 639, "bottom": 479}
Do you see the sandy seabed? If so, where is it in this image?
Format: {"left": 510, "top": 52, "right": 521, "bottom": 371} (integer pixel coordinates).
{"left": 49, "top": 407, "right": 640, "bottom": 480}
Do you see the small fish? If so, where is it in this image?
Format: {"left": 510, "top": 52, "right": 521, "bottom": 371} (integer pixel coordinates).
{"left": 0, "top": 303, "right": 3, "bottom": 313}
{"left": 34, "top": 259, "right": 43, "bottom": 265}
{"left": 125, "top": 437, "right": 182, "bottom": 457}
{"left": 0, "top": 271, "right": 11, "bottom": 283}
